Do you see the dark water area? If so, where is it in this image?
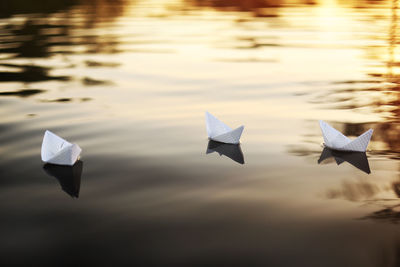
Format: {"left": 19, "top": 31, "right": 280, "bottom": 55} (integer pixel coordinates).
{"left": 2, "top": 0, "right": 400, "bottom": 266}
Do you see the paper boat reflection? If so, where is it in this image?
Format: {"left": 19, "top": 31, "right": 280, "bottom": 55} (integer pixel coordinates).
{"left": 206, "top": 140, "right": 245, "bottom": 164}
{"left": 318, "top": 147, "right": 370, "bottom": 174}
{"left": 43, "top": 160, "right": 83, "bottom": 197}
{"left": 392, "top": 182, "right": 400, "bottom": 198}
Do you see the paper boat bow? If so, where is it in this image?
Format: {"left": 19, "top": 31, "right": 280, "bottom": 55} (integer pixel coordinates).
{"left": 205, "top": 112, "right": 244, "bottom": 144}
{"left": 41, "top": 130, "right": 82, "bottom": 166}
{"left": 319, "top": 120, "right": 373, "bottom": 152}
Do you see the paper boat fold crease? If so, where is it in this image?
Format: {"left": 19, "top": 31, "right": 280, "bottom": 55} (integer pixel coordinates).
{"left": 41, "top": 130, "right": 82, "bottom": 166}
{"left": 205, "top": 111, "right": 244, "bottom": 144}
{"left": 319, "top": 120, "right": 373, "bottom": 152}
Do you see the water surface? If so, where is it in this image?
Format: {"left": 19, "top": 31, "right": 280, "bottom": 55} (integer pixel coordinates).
{"left": 1, "top": 0, "right": 400, "bottom": 266}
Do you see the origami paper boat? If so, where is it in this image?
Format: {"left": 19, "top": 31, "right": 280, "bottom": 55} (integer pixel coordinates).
{"left": 318, "top": 147, "right": 370, "bottom": 174}
{"left": 319, "top": 120, "right": 373, "bottom": 152}
{"left": 43, "top": 161, "right": 83, "bottom": 197}
{"left": 206, "top": 140, "right": 245, "bottom": 164}
{"left": 41, "top": 130, "right": 82, "bottom": 166}
{"left": 205, "top": 111, "right": 244, "bottom": 144}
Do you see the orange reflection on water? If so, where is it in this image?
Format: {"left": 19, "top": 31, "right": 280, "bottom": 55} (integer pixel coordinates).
{"left": 1, "top": 1, "right": 400, "bottom": 265}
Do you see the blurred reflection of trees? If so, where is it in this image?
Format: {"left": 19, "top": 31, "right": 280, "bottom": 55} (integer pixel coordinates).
{"left": 186, "top": 0, "right": 317, "bottom": 17}
{"left": 0, "top": 0, "right": 78, "bottom": 18}
{"left": 0, "top": 0, "right": 126, "bottom": 59}
{"left": 0, "top": 0, "right": 126, "bottom": 87}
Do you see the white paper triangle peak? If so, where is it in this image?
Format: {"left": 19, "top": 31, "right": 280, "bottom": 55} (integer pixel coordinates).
{"left": 41, "top": 130, "right": 82, "bottom": 166}
{"left": 319, "top": 120, "right": 373, "bottom": 152}
{"left": 205, "top": 112, "right": 244, "bottom": 144}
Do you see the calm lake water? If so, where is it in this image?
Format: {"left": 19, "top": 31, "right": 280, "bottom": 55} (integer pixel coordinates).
{"left": 1, "top": 0, "right": 400, "bottom": 265}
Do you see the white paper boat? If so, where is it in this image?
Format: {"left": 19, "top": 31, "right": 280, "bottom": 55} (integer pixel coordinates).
{"left": 205, "top": 111, "right": 244, "bottom": 144}
{"left": 41, "top": 130, "right": 82, "bottom": 166}
{"left": 319, "top": 120, "right": 373, "bottom": 152}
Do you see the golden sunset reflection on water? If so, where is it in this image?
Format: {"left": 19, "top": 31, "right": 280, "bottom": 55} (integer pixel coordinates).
{"left": 1, "top": 0, "right": 400, "bottom": 266}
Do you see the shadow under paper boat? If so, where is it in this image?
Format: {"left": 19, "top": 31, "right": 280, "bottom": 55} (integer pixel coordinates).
{"left": 206, "top": 140, "right": 245, "bottom": 164}
{"left": 43, "top": 160, "right": 83, "bottom": 197}
{"left": 318, "top": 147, "right": 370, "bottom": 174}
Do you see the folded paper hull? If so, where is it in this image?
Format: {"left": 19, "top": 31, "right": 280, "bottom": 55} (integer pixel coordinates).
{"left": 205, "top": 111, "right": 244, "bottom": 144}
{"left": 41, "top": 130, "right": 82, "bottom": 166}
{"left": 319, "top": 120, "right": 373, "bottom": 152}
{"left": 210, "top": 126, "right": 244, "bottom": 144}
